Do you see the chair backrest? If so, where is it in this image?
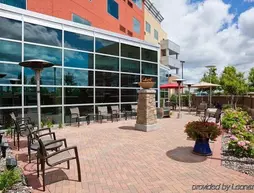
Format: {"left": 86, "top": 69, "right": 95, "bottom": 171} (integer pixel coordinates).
{"left": 98, "top": 106, "right": 108, "bottom": 114}
{"left": 70, "top": 107, "right": 80, "bottom": 118}
{"left": 36, "top": 137, "right": 47, "bottom": 158}
{"left": 9, "top": 112, "right": 16, "bottom": 121}
{"left": 198, "top": 103, "right": 207, "bottom": 110}
{"left": 111, "top": 105, "right": 119, "bottom": 112}
{"left": 131, "top": 105, "right": 137, "bottom": 111}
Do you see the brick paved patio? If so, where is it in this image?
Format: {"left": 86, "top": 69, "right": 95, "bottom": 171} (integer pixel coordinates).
{"left": 12, "top": 113, "right": 254, "bottom": 193}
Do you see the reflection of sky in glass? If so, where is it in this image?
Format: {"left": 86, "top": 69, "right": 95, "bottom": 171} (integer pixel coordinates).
{"left": 133, "top": 18, "right": 140, "bottom": 34}
{"left": 64, "top": 69, "right": 93, "bottom": 86}
{"left": 72, "top": 14, "right": 91, "bottom": 26}
{"left": 64, "top": 31, "right": 93, "bottom": 52}
{"left": 64, "top": 50, "right": 93, "bottom": 69}
{"left": 0, "top": 17, "right": 22, "bottom": 40}
{"left": 24, "top": 22, "right": 62, "bottom": 47}
{"left": 95, "top": 38, "right": 119, "bottom": 56}
{"left": 142, "top": 62, "right": 157, "bottom": 75}
{"left": 0, "top": 63, "right": 22, "bottom": 84}
{"left": 95, "top": 55, "right": 119, "bottom": 71}
{"left": 0, "top": 0, "right": 26, "bottom": 9}
{"left": 24, "top": 44, "right": 62, "bottom": 65}
{"left": 160, "top": 68, "right": 169, "bottom": 85}
{"left": 24, "top": 67, "right": 62, "bottom": 85}
{"left": 132, "top": 0, "right": 142, "bottom": 9}
{"left": 0, "top": 40, "right": 21, "bottom": 62}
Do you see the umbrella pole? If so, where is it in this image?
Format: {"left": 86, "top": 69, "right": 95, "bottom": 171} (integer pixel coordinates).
{"left": 210, "top": 86, "right": 212, "bottom": 107}
{"left": 35, "top": 69, "right": 41, "bottom": 130}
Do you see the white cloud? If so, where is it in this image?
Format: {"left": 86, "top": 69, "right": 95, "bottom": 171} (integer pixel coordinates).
{"left": 151, "top": 0, "right": 254, "bottom": 83}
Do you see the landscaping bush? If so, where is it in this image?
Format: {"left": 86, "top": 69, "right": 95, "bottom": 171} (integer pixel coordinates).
{"left": 0, "top": 169, "right": 21, "bottom": 191}
{"left": 222, "top": 104, "right": 232, "bottom": 110}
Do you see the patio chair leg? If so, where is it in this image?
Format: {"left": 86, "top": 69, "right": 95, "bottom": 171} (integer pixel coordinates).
{"left": 17, "top": 134, "right": 20, "bottom": 151}
{"left": 67, "top": 161, "right": 70, "bottom": 169}
{"left": 41, "top": 161, "right": 46, "bottom": 191}
{"left": 37, "top": 157, "right": 40, "bottom": 177}
{"left": 14, "top": 130, "right": 16, "bottom": 146}
{"left": 75, "top": 153, "right": 81, "bottom": 182}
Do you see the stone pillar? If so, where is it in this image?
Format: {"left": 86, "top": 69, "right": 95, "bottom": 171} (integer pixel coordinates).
{"left": 135, "top": 89, "right": 157, "bottom": 132}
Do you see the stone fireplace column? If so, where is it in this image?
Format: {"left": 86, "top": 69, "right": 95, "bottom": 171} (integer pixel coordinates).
{"left": 135, "top": 89, "right": 157, "bottom": 132}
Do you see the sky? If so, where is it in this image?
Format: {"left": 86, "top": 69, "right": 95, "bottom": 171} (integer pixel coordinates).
{"left": 151, "top": 0, "right": 254, "bottom": 83}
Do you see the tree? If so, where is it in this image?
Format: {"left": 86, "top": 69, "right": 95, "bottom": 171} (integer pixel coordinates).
{"left": 248, "top": 68, "right": 254, "bottom": 92}
{"left": 201, "top": 67, "right": 220, "bottom": 85}
{"left": 220, "top": 66, "right": 248, "bottom": 108}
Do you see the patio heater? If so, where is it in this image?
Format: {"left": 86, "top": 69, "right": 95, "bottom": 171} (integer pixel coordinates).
{"left": 19, "top": 60, "right": 54, "bottom": 130}
{"left": 174, "top": 79, "right": 185, "bottom": 119}
{"left": 186, "top": 83, "right": 193, "bottom": 114}
{"left": 205, "top": 65, "right": 216, "bottom": 107}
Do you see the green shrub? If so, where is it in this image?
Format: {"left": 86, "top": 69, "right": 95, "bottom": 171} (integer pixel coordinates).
{"left": 58, "top": 122, "right": 63, "bottom": 129}
{"left": 0, "top": 169, "right": 21, "bottom": 191}
{"left": 170, "top": 94, "right": 177, "bottom": 104}
{"left": 5, "top": 127, "right": 12, "bottom": 136}
{"left": 222, "top": 104, "right": 232, "bottom": 110}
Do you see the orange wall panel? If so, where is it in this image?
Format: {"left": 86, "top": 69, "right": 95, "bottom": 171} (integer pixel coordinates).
{"left": 27, "top": 0, "right": 144, "bottom": 40}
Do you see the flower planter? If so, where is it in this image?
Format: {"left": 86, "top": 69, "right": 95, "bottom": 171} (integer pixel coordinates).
{"left": 193, "top": 138, "right": 212, "bottom": 156}
{"left": 138, "top": 82, "right": 155, "bottom": 89}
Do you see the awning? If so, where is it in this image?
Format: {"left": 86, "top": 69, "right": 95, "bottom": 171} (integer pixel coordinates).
{"left": 160, "top": 83, "right": 184, "bottom": 89}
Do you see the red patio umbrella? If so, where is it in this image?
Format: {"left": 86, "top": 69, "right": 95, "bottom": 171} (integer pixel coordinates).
{"left": 160, "top": 83, "right": 184, "bottom": 89}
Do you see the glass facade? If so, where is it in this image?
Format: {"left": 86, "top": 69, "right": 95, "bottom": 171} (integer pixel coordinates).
{"left": 72, "top": 14, "right": 91, "bottom": 26}
{"left": 0, "top": 0, "right": 26, "bottom": 9}
{"left": 0, "top": 11, "right": 158, "bottom": 127}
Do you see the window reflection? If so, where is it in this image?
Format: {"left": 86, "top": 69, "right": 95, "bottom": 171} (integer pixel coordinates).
{"left": 24, "top": 22, "right": 62, "bottom": 47}
{"left": 121, "top": 44, "right": 140, "bottom": 59}
{"left": 95, "top": 71, "right": 119, "bottom": 87}
{"left": 121, "top": 89, "right": 138, "bottom": 102}
{"left": 0, "top": 40, "right": 21, "bottom": 62}
{"left": 0, "top": 17, "right": 22, "bottom": 40}
{"left": 0, "top": 86, "right": 22, "bottom": 107}
{"left": 64, "top": 31, "right": 94, "bottom": 51}
{"left": 0, "top": 109, "right": 22, "bottom": 128}
{"left": 0, "top": 0, "right": 26, "bottom": 9}
{"left": 95, "top": 38, "right": 119, "bottom": 56}
{"left": 121, "top": 74, "right": 140, "bottom": 87}
{"left": 95, "top": 55, "right": 119, "bottom": 71}
{"left": 142, "top": 48, "right": 157, "bottom": 62}
{"left": 64, "top": 50, "right": 93, "bottom": 69}
{"left": 24, "top": 87, "right": 62, "bottom": 106}
{"left": 65, "top": 105, "right": 93, "bottom": 122}
{"left": 95, "top": 88, "right": 119, "bottom": 103}
{"left": 24, "top": 44, "right": 62, "bottom": 65}
{"left": 121, "top": 59, "right": 140, "bottom": 73}
{"left": 0, "top": 63, "right": 22, "bottom": 84}
{"left": 65, "top": 88, "right": 93, "bottom": 104}
{"left": 64, "top": 69, "right": 93, "bottom": 86}
{"left": 24, "top": 67, "right": 62, "bottom": 85}
{"left": 142, "top": 62, "right": 158, "bottom": 75}
{"left": 72, "top": 14, "right": 91, "bottom": 26}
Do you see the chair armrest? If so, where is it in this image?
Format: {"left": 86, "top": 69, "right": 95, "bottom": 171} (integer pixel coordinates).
{"left": 112, "top": 110, "right": 118, "bottom": 114}
{"left": 17, "top": 117, "right": 32, "bottom": 124}
{"left": 44, "top": 138, "right": 67, "bottom": 148}
{"left": 71, "top": 113, "right": 79, "bottom": 118}
{"left": 33, "top": 128, "right": 51, "bottom": 134}
{"left": 37, "top": 132, "right": 56, "bottom": 140}
{"left": 46, "top": 146, "right": 77, "bottom": 160}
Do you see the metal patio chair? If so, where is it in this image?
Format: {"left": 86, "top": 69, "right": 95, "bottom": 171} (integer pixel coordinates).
{"left": 196, "top": 103, "right": 207, "bottom": 116}
{"left": 97, "top": 106, "right": 113, "bottom": 123}
{"left": 111, "top": 105, "right": 125, "bottom": 121}
{"left": 70, "top": 107, "right": 90, "bottom": 127}
{"left": 36, "top": 137, "right": 81, "bottom": 191}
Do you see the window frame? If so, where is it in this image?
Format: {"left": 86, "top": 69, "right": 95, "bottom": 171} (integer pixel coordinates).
{"left": 107, "top": 0, "right": 119, "bottom": 20}
{"left": 133, "top": 17, "right": 141, "bottom": 34}
{"left": 145, "top": 21, "right": 151, "bottom": 33}
{"left": 154, "top": 29, "right": 159, "bottom": 40}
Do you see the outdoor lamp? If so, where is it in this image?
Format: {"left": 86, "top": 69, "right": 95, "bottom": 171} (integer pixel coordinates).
{"left": 185, "top": 83, "right": 193, "bottom": 114}
{"left": 174, "top": 79, "right": 185, "bottom": 118}
{"left": 1, "top": 142, "right": 9, "bottom": 158}
{"left": 19, "top": 60, "right": 54, "bottom": 129}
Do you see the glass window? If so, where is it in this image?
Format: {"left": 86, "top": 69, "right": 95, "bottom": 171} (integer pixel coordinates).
{"left": 133, "top": 0, "right": 142, "bottom": 9}
{"left": 24, "top": 44, "right": 62, "bottom": 65}
{"left": 95, "top": 71, "right": 119, "bottom": 87}
{"left": 24, "top": 67, "right": 62, "bottom": 85}
{"left": 160, "top": 68, "right": 169, "bottom": 85}
{"left": 0, "top": 17, "right": 22, "bottom": 40}
{"left": 154, "top": 29, "right": 159, "bottom": 40}
{"left": 64, "top": 31, "right": 94, "bottom": 52}
{"left": 121, "top": 74, "right": 140, "bottom": 87}
{"left": 121, "top": 104, "right": 136, "bottom": 111}
{"left": 107, "top": 0, "right": 119, "bottom": 19}
{"left": 41, "top": 107, "right": 62, "bottom": 124}
{"left": 0, "top": 109, "right": 22, "bottom": 128}
{"left": 64, "top": 50, "right": 93, "bottom": 69}
{"left": 24, "top": 87, "right": 62, "bottom": 106}
{"left": 95, "top": 55, "right": 119, "bottom": 71}
{"left": 0, "top": 40, "right": 21, "bottom": 62}
{"left": 121, "top": 59, "right": 140, "bottom": 74}
{"left": 145, "top": 21, "right": 151, "bottom": 33}
{"left": 95, "top": 88, "right": 119, "bottom": 103}
{"left": 65, "top": 106, "right": 93, "bottom": 122}
{"left": 72, "top": 13, "right": 91, "bottom": 26}
{"left": 121, "top": 89, "right": 138, "bottom": 102}
{"left": 0, "top": 86, "right": 22, "bottom": 107}
{"left": 95, "top": 38, "right": 119, "bottom": 56}
{"left": 0, "top": 63, "right": 22, "bottom": 84}
{"left": 121, "top": 44, "right": 140, "bottom": 59}
{"left": 64, "top": 69, "right": 93, "bottom": 86}
{"left": 133, "top": 17, "right": 140, "bottom": 34}
{"left": 142, "top": 62, "right": 157, "bottom": 75}
{"left": 0, "top": 0, "right": 26, "bottom": 9}
{"left": 142, "top": 48, "right": 157, "bottom": 62}
{"left": 24, "top": 22, "right": 62, "bottom": 47}
{"left": 65, "top": 88, "right": 93, "bottom": 104}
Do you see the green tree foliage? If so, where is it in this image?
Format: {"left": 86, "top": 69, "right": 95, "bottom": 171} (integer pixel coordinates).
{"left": 200, "top": 67, "right": 220, "bottom": 92}
{"left": 248, "top": 68, "right": 254, "bottom": 92}
{"left": 220, "top": 66, "right": 248, "bottom": 108}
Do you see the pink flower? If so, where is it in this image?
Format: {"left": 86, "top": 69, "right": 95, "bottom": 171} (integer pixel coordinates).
{"left": 237, "top": 141, "right": 246, "bottom": 147}
{"left": 243, "top": 146, "right": 248, "bottom": 150}
{"left": 230, "top": 135, "right": 238, "bottom": 141}
{"left": 245, "top": 141, "right": 250, "bottom": 145}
